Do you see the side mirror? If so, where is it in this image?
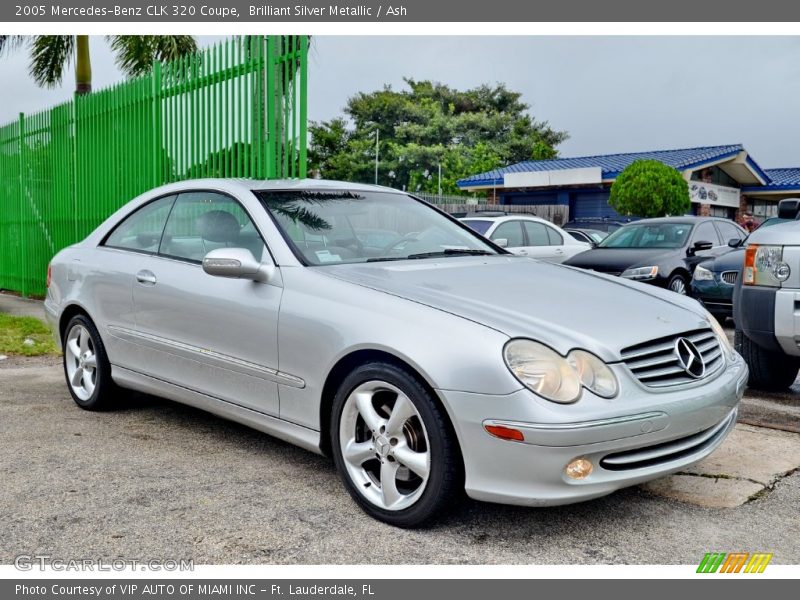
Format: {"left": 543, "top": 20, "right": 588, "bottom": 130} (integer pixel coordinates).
{"left": 688, "top": 240, "right": 713, "bottom": 256}
{"left": 728, "top": 238, "right": 742, "bottom": 248}
{"left": 202, "top": 248, "right": 271, "bottom": 283}
{"left": 494, "top": 238, "right": 509, "bottom": 248}
{"left": 777, "top": 198, "right": 800, "bottom": 220}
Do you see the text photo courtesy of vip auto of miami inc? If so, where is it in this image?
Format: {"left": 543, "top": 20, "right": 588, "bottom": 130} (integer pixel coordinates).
{"left": 0, "top": 6, "right": 799, "bottom": 592}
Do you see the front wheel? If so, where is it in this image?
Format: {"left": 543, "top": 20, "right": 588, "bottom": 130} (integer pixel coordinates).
{"left": 667, "top": 273, "right": 689, "bottom": 295}
{"left": 331, "top": 362, "right": 462, "bottom": 527}
{"left": 735, "top": 329, "right": 800, "bottom": 391}
{"left": 62, "top": 315, "right": 119, "bottom": 410}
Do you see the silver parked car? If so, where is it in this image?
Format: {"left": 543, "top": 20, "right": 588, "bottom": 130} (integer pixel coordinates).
{"left": 46, "top": 179, "right": 747, "bottom": 527}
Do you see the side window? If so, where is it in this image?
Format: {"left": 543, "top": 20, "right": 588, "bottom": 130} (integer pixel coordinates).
{"left": 490, "top": 221, "right": 524, "bottom": 247}
{"left": 692, "top": 222, "right": 721, "bottom": 246}
{"left": 522, "top": 221, "right": 550, "bottom": 246}
{"left": 159, "top": 192, "right": 267, "bottom": 263}
{"left": 716, "top": 221, "right": 745, "bottom": 244}
{"left": 103, "top": 195, "right": 176, "bottom": 253}
{"left": 545, "top": 225, "right": 563, "bottom": 246}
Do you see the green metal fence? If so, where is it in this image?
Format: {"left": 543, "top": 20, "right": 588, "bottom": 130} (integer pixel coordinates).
{"left": 0, "top": 35, "right": 308, "bottom": 298}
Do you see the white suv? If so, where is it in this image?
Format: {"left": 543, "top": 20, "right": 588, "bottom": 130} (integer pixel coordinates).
{"left": 460, "top": 214, "right": 591, "bottom": 263}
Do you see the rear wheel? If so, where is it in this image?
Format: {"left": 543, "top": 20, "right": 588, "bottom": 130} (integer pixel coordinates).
{"left": 735, "top": 329, "right": 800, "bottom": 391}
{"left": 667, "top": 273, "right": 689, "bottom": 295}
{"left": 331, "top": 362, "right": 462, "bottom": 527}
{"left": 62, "top": 315, "right": 119, "bottom": 410}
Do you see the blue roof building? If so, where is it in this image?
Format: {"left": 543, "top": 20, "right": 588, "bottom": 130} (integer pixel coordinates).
{"left": 457, "top": 144, "right": 800, "bottom": 223}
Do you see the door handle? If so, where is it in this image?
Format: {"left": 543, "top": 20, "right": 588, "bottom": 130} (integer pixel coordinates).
{"left": 517, "top": 250, "right": 528, "bottom": 255}
{"left": 555, "top": 248, "right": 565, "bottom": 254}
{"left": 136, "top": 270, "right": 157, "bottom": 285}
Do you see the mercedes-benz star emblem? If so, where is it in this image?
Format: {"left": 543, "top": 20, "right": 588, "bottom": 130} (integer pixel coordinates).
{"left": 674, "top": 337, "right": 705, "bottom": 378}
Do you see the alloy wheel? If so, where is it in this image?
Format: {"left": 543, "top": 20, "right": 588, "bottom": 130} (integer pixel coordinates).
{"left": 64, "top": 324, "right": 97, "bottom": 401}
{"left": 339, "top": 380, "right": 431, "bottom": 511}
{"left": 669, "top": 277, "right": 687, "bottom": 295}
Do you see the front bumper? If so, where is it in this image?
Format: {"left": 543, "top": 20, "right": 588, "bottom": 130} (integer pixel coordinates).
{"left": 691, "top": 277, "right": 733, "bottom": 317}
{"left": 438, "top": 353, "right": 747, "bottom": 506}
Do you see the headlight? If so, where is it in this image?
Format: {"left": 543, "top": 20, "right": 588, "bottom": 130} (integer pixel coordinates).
{"left": 693, "top": 265, "right": 714, "bottom": 282}
{"left": 621, "top": 266, "right": 658, "bottom": 280}
{"left": 503, "top": 340, "right": 618, "bottom": 403}
{"left": 707, "top": 315, "right": 734, "bottom": 362}
{"left": 567, "top": 350, "right": 619, "bottom": 398}
{"left": 743, "top": 244, "right": 789, "bottom": 286}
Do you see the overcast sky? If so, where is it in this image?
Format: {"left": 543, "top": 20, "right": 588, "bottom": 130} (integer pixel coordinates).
{"left": 1, "top": 36, "right": 799, "bottom": 167}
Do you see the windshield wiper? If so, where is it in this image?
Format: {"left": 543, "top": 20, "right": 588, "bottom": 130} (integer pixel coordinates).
{"left": 365, "top": 256, "right": 410, "bottom": 263}
{"left": 406, "top": 249, "right": 495, "bottom": 259}
{"left": 366, "top": 249, "right": 494, "bottom": 263}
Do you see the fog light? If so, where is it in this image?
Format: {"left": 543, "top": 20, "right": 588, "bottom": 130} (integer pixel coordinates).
{"left": 565, "top": 458, "right": 593, "bottom": 480}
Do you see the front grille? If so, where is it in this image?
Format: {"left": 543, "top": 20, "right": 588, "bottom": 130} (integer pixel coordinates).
{"left": 721, "top": 271, "right": 738, "bottom": 285}
{"left": 620, "top": 328, "right": 723, "bottom": 387}
{"left": 600, "top": 410, "right": 735, "bottom": 471}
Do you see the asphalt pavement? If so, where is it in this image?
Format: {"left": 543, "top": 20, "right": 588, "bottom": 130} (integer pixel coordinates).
{"left": 1, "top": 293, "right": 798, "bottom": 565}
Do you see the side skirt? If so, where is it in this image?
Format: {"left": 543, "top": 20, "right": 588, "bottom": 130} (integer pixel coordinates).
{"left": 111, "top": 365, "right": 323, "bottom": 455}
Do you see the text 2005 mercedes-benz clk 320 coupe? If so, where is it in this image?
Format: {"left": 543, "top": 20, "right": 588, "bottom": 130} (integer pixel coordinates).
{"left": 46, "top": 179, "right": 746, "bottom": 526}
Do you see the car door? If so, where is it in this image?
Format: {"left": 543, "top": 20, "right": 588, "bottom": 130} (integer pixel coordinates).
{"left": 686, "top": 221, "right": 723, "bottom": 271}
{"left": 715, "top": 220, "right": 747, "bottom": 249}
{"left": 520, "top": 220, "right": 561, "bottom": 261}
{"left": 489, "top": 220, "right": 526, "bottom": 255}
{"left": 97, "top": 194, "right": 177, "bottom": 369}
{"left": 127, "top": 190, "right": 282, "bottom": 416}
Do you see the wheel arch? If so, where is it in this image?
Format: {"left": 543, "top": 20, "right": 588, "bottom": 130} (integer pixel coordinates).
{"left": 318, "top": 348, "right": 465, "bottom": 470}
{"left": 58, "top": 302, "right": 93, "bottom": 347}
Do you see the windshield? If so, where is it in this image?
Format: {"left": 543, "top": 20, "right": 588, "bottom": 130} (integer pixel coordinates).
{"left": 461, "top": 219, "right": 493, "bottom": 235}
{"left": 256, "top": 190, "right": 498, "bottom": 265}
{"left": 598, "top": 222, "right": 692, "bottom": 249}
{"left": 759, "top": 217, "right": 792, "bottom": 229}
{"left": 585, "top": 230, "right": 608, "bottom": 243}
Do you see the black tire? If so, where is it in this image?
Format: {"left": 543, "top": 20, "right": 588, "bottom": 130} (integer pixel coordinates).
{"left": 735, "top": 329, "right": 800, "bottom": 391}
{"left": 62, "top": 314, "right": 120, "bottom": 410}
{"left": 667, "top": 273, "right": 689, "bottom": 296}
{"left": 330, "top": 361, "right": 463, "bottom": 528}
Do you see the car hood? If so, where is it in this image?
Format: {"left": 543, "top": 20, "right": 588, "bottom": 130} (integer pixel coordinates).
{"left": 564, "top": 248, "right": 681, "bottom": 272}
{"left": 702, "top": 248, "right": 744, "bottom": 272}
{"left": 318, "top": 256, "right": 711, "bottom": 362}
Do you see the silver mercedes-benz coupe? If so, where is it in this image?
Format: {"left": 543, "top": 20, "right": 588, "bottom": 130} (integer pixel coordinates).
{"left": 46, "top": 179, "right": 747, "bottom": 526}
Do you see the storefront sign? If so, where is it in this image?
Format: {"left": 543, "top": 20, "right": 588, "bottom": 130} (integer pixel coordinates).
{"left": 689, "top": 181, "right": 740, "bottom": 208}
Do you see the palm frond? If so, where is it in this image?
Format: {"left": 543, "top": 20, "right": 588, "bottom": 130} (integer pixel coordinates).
{"left": 108, "top": 35, "right": 197, "bottom": 78}
{"left": 28, "top": 35, "right": 74, "bottom": 88}
{"left": 0, "top": 35, "right": 28, "bottom": 56}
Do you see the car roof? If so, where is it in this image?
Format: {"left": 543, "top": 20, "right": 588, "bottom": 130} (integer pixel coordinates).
{"left": 460, "top": 215, "right": 550, "bottom": 224}
{"left": 565, "top": 227, "right": 605, "bottom": 233}
{"left": 154, "top": 177, "right": 407, "bottom": 195}
{"left": 622, "top": 216, "right": 727, "bottom": 225}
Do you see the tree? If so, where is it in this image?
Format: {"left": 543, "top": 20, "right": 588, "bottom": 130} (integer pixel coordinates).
{"left": 0, "top": 35, "right": 197, "bottom": 95}
{"left": 609, "top": 159, "right": 691, "bottom": 217}
{"left": 308, "top": 78, "right": 567, "bottom": 194}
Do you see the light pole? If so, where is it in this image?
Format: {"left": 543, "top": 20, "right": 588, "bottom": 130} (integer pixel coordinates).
{"left": 438, "top": 161, "right": 442, "bottom": 197}
{"left": 373, "top": 129, "right": 379, "bottom": 185}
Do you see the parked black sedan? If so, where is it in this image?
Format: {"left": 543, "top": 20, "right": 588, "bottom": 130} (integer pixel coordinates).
{"left": 564, "top": 217, "right": 747, "bottom": 295}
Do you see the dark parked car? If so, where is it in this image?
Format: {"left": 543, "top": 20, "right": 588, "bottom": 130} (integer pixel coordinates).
{"left": 564, "top": 217, "right": 747, "bottom": 295}
{"left": 691, "top": 249, "right": 743, "bottom": 320}
{"left": 691, "top": 216, "right": 794, "bottom": 319}
{"left": 563, "top": 217, "right": 632, "bottom": 233}
{"left": 565, "top": 228, "right": 608, "bottom": 246}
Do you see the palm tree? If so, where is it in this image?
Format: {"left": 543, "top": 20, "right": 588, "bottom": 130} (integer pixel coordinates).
{"left": 0, "top": 35, "right": 197, "bottom": 95}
